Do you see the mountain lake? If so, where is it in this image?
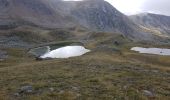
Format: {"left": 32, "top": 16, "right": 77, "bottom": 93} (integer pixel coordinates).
{"left": 29, "top": 42, "right": 90, "bottom": 59}
{"left": 131, "top": 47, "right": 170, "bottom": 56}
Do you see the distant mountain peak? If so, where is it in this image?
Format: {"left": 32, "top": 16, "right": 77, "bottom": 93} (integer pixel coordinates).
{"left": 130, "top": 13, "right": 170, "bottom": 37}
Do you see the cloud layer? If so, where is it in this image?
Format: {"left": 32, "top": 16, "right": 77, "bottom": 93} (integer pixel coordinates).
{"left": 106, "top": 0, "right": 170, "bottom": 16}
{"left": 62, "top": 0, "right": 170, "bottom": 16}
{"left": 141, "top": 0, "right": 170, "bottom": 16}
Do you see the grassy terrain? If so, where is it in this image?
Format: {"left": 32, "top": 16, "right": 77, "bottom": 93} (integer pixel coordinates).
{"left": 0, "top": 39, "right": 170, "bottom": 100}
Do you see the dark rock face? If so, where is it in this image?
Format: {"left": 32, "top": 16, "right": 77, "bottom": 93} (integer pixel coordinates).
{"left": 0, "top": 0, "right": 10, "bottom": 16}
{"left": 0, "top": 0, "right": 9, "bottom": 9}
{"left": 14, "top": 0, "right": 53, "bottom": 15}
{"left": 71, "top": 0, "right": 134, "bottom": 33}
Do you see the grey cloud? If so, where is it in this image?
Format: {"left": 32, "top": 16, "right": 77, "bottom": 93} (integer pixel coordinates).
{"left": 141, "top": 0, "right": 170, "bottom": 16}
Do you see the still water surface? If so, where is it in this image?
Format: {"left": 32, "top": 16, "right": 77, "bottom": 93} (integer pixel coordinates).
{"left": 131, "top": 47, "right": 170, "bottom": 56}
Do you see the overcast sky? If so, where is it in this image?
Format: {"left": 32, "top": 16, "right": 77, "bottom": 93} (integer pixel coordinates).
{"left": 106, "top": 0, "right": 170, "bottom": 16}
{"left": 64, "top": 0, "right": 170, "bottom": 16}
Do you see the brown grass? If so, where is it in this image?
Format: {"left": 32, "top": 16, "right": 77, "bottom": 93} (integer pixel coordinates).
{"left": 0, "top": 44, "right": 170, "bottom": 100}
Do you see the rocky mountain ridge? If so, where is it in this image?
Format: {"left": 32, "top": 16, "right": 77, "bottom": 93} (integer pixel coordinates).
{"left": 0, "top": 0, "right": 151, "bottom": 38}
{"left": 0, "top": 0, "right": 169, "bottom": 44}
{"left": 130, "top": 13, "right": 170, "bottom": 37}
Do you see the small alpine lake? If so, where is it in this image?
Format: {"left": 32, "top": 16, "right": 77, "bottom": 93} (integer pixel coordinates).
{"left": 131, "top": 47, "right": 170, "bottom": 56}
{"left": 28, "top": 42, "right": 90, "bottom": 59}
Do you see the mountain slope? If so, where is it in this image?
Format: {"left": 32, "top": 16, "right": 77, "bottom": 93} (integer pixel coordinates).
{"left": 69, "top": 0, "right": 135, "bottom": 33}
{"left": 0, "top": 0, "right": 160, "bottom": 42}
{"left": 130, "top": 13, "right": 170, "bottom": 37}
{"left": 0, "top": 0, "right": 78, "bottom": 29}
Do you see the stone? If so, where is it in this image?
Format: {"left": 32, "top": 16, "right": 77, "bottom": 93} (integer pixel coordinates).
{"left": 35, "top": 57, "right": 43, "bottom": 61}
{"left": 49, "top": 87, "right": 55, "bottom": 92}
{"left": 142, "top": 90, "right": 155, "bottom": 97}
{"left": 72, "top": 86, "right": 79, "bottom": 91}
{"left": 0, "top": 50, "right": 8, "bottom": 60}
{"left": 19, "top": 85, "right": 33, "bottom": 94}
{"left": 114, "top": 41, "right": 119, "bottom": 46}
{"left": 14, "top": 93, "right": 20, "bottom": 96}
{"left": 59, "top": 90, "right": 64, "bottom": 94}
{"left": 123, "top": 85, "right": 128, "bottom": 90}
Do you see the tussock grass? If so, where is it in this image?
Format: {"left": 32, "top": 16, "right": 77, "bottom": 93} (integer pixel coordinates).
{"left": 0, "top": 43, "right": 170, "bottom": 100}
